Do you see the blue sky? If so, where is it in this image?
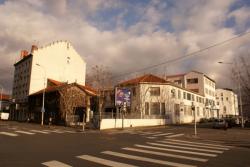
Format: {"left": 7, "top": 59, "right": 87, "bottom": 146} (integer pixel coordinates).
{"left": 0, "top": 0, "right": 250, "bottom": 93}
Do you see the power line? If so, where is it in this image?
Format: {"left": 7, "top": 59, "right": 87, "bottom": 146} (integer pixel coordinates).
{"left": 112, "top": 30, "right": 250, "bottom": 79}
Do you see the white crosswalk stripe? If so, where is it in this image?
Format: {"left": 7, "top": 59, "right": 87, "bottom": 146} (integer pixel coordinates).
{"left": 15, "top": 130, "right": 35, "bottom": 135}
{"left": 135, "top": 144, "right": 217, "bottom": 157}
{"left": 165, "top": 133, "right": 184, "bottom": 138}
{"left": 158, "top": 140, "right": 229, "bottom": 150}
{"left": 42, "top": 160, "right": 72, "bottom": 167}
{"left": 147, "top": 142, "right": 223, "bottom": 153}
{"left": 0, "top": 131, "right": 18, "bottom": 137}
{"left": 140, "top": 131, "right": 162, "bottom": 135}
{"left": 152, "top": 132, "right": 173, "bottom": 137}
{"left": 145, "top": 137, "right": 157, "bottom": 139}
{"left": 102, "top": 150, "right": 197, "bottom": 167}
{"left": 77, "top": 154, "right": 137, "bottom": 167}
{"left": 43, "top": 130, "right": 64, "bottom": 133}
{"left": 166, "top": 139, "right": 232, "bottom": 148}
{"left": 30, "top": 130, "right": 50, "bottom": 134}
{"left": 122, "top": 147, "right": 208, "bottom": 162}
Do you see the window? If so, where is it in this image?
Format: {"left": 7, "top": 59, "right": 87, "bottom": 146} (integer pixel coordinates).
{"left": 187, "top": 93, "right": 191, "bottom": 100}
{"left": 150, "top": 87, "right": 160, "bottom": 96}
{"left": 197, "top": 107, "right": 200, "bottom": 116}
{"left": 171, "top": 89, "right": 176, "bottom": 98}
{"left": 191, "top": 95, "right": 194, "bottom": 101}
{"left": 196, "top": 96, "right": 199, "bottom": 102}
{"left": 183, "top": 92, "right": 186, "bottom": 99}
{"left": 178, "top": 90, "right": 181, "bottom": 99}
{"left": 145, "top": 102, "right": 149, "bottom": 115}
{"left": 150, "top": 102, "right": 160, "bottom": 115}
{"left": 226, "top": 97, "right": 229, "bottom": 101}
{"left": 217, "top": 102, "right": 219, "bottom": 105}
{"left": 187, "top": 78, "right": 198, "bottom": 84}
{"left": 161, "top": 103, "right": 165, "bottom": 115}
{"left": 205, "top": 88, "right": 208, "bottom": 94}
{"left": 221, "top": 93, "right": 223, "bottom": 96}
{"left": 221, "top": 97, "right": 223, "bottom": 101}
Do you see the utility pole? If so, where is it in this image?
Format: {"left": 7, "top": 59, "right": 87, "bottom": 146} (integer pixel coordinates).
{"left": 0, "top": 85, "right": 3, "bottom": 111}
{"left": 192, "top": 102, "right": 197, "bottom": 136}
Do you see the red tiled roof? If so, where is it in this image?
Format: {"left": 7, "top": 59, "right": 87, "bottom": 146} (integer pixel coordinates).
{"left": 0, "top": 94, "right": 11, "bottom": 101}
{"left": 118, "top": 74, "right": 168, "bottom": 86}
{"left": 47, "top": 78, "right": 65, "bottom": 86}
{"left": 30, "top": 83, "right": 97, "bottom": 97}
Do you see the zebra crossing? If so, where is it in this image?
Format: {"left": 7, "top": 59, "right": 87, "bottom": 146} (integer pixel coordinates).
{"left": 42, "top": 138, "right": 233, "bottom": 167}
{"left": 0, "top": 128, "right": 77, "bottom": 137}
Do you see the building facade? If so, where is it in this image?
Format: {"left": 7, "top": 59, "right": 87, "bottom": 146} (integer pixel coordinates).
{"left": 215, "top": 88, "right": 239, "bottom": 118}
{"left": 11, "top": 40, "right": 86, "bottom": 121}
{"left": 116, "top": 74, "right": 206, "bottom": 124}
{"left": 165, "top": 71, "right": 217, "bottom": 118}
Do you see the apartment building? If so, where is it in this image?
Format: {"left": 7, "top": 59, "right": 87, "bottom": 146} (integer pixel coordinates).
{"left": 165, "top": 71, "right": 217, "bottom": 118}
{"left": 116, "top": 74, "right": 206, "bottom": 124}
{"left": 215, "top": 88, "right": 239, "bottom": 117}
{"left": 11, "top": 40, "right": 86, "bottom": 120}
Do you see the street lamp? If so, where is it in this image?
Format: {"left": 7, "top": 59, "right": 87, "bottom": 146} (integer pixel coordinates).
{"left": 218, "top": 61, "right": 244, "bottom": 128}
{"left": 36, "top": 63, "right": 46, "bottom": 126}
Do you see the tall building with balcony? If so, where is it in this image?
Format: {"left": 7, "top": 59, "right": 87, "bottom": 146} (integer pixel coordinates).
{"left": 165, "top": 71, "right": 217, "bottom": 118}
{"left": 11, "top": 40, "right": 86, "bottom": 120}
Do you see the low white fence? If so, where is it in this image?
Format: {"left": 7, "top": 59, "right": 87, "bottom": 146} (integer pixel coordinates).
{"left": 100, "top": 118, "right": 169, "bottom": 130}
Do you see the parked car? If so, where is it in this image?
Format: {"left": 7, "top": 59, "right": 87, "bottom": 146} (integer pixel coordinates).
{"left": 212, "top": 119, "right": 228, "bottom": 129}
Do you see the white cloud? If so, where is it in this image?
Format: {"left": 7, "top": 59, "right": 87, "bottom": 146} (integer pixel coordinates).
{"left": 0, "top": 0, "right": 250, "bottom": 93}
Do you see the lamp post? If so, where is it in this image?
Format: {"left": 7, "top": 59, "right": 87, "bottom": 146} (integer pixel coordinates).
{"left": 36, "top": 63, "right": 46, "bottom": 126}
{"left": 0, "top": 85, "right": 3, "bottom": 111}
{"left": 218, "top": 61, "right": 244, "bottom": 128}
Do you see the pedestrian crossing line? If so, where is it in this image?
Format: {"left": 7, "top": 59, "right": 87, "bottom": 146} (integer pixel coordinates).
{"left": 42, "top": 160, "right": 72, "bottom": 167}
{"left": 165, "top": 133, "right": 184, "bottom": 138}
{"left": 140, "top": 132, "right": 163, "bottom": 135}
{"left": 135, "top": 144, "right": 217, "bottom": 157}
{"left": 77, "top": 154, "right": 138, "bottom": 167}
{"left": 147, "top": 142, "right": 223, "bottom": 154}
{"left": 43, "top": 130, "right": 64, "bottom": 134}
{"left": 158, "top": 141, "right": 229, "bottom": 150}
{"left": 30, "top": 130, "right": 50, "bottom": 134}
{"left": 122, "top": 147, "right": 208, "bottom": 162}
{"left": 15, "top": 130, "right": 35, "bottom": 135}
{"left": 62, "top": 130, "right": 77, "bottom": 133}
{"left": 0, "top": 131, "right": 18, "bottom": 137}
{"left": 102, "top": 151, "right": 196, "bottom": 167}
{"left": 166, "top": 139, "right": 233, "bottom": 148}
{"left": 152, "top": 132, "right": 173, "bottom": 137}
{"left": 145, "top": 137, "right": 157, "bottom": 139}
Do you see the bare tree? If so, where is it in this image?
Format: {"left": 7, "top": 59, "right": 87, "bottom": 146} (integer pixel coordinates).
{"left": 86, "top": 65, "right": 113, "bottom": 117}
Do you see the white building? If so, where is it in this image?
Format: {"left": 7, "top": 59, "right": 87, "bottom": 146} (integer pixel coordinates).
{"left": 165, "top": 71, "right": 217, "bottom": 118}
{"left": 12, "top": 40, "right": 86, "bottom": 120}
{"left": 215, "top": 88, "right": 239, "bottom": 118}
{"left": 101, "top": 74, "right": 206, "bottom": 129}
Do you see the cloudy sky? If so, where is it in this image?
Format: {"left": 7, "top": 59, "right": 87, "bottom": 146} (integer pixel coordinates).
{"left": 0, "top": 0, "right": 250, "bottom": 94}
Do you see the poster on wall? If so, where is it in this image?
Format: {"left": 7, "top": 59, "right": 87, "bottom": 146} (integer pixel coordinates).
{"left": 115, "top": 87, "right": 131, "bottom": 106}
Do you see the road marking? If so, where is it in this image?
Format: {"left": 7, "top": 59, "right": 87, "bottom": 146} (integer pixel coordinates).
{"left": 135, "top": 144, "right": 217, "bottom": 157}
{"left": 158, "top": 141, "right": 229, "bottom": 150}
{"left": 152, "top": 133, "right": 173, "bottom": 137}
{"left": 147, "top": 142, "right": 223, "bottom": 153}
{"left": 165, "top": 133, "right": 184, "bottom": 138}
{"left": 122, "top": 147, "right": 208, "bottom": 162}
{"left": 0, "top": 132, "right": 18, "bottom": 137}
{"left": 140, "top": 132, "right": 162, "bottom": 135}
{"left": 166, "top": 139, "right": 232, "bottom": 148}
{"left": 146, "top": 137, "right": 157, "bottom": 139}
{"left": 42, "top": 160, "right": 72, "bottom": 167}
{"left": 62, "top": 130, "right": 77, "bottom": 133}
{"left": 30, "top": 130, "right": 50, "bottom": 134}
{"left": 15, "top": 130, "right": 35, "bottom": 135}
{"left": 43, "top": 130, "right": 64, "bottom": 133}
{"left": 77, "top": 154, "right": 137, "bottom": 167}
{"left": 102, "top": 151, "right": 196, "bottom": 167}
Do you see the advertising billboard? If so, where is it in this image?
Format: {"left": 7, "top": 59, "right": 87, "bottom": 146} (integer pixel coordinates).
{"left": 115, "top": 87, "right": 131, "bottom": 106}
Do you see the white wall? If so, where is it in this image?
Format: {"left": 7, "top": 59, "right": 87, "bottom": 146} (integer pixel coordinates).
{"left": 100, "top": 119, "right": 168, "bottom": 130}
{"left": 29, "top": 41, "right": 86, "bottom": 94}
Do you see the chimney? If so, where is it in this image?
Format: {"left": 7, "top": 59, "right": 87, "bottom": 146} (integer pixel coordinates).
{"left": 31, "top": 45, "right": 38, "bottom": 54}
{"left": 20, "top": 50, "right": 29, "bottom": 59}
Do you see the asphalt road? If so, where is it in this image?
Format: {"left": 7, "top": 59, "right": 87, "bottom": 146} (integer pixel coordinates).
{"left": 1, "top": 121, "right": 250, "bottom": 167}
